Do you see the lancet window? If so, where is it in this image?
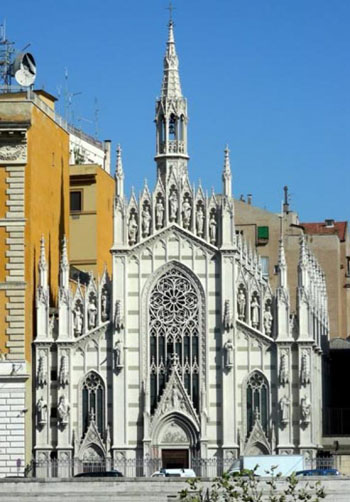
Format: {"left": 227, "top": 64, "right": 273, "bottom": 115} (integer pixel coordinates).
{"left": 149, "top": 267, "right": 200, "bottom": 414}
{"left": 246, "top": 371, "right": 269, "bottom": 435}
{"left": 82, "top": 371, "right": 105, "bottom": 435}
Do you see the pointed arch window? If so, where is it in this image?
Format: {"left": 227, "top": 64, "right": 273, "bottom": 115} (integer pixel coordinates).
{"left": 149, "top": 267, "right": 200, "bottom": 414}
{"left": 246, "top": 371, "right": 269, "bottom": 434}
{"left": 82, "top": 372, "right": 105, "bottom": 435}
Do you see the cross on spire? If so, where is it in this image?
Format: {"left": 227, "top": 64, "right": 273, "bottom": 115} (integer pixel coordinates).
{"left": 166, "top": 1, "right": 175, "bottom": 23}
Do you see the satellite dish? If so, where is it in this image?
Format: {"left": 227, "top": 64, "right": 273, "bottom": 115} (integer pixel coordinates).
{"left": 11, "top": 52, "right": 36, "bottom": 87}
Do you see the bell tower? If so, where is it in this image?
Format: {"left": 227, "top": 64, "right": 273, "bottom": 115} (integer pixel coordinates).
{"left": 155, "top": 20, "right": 189, "bottom": 187}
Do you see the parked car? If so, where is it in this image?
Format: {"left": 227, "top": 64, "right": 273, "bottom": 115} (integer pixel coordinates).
{"left": 74, "top": 470, "right": 123, "bottom": 478}
{"left": 296, "top": 468, "right": 340, "bottom": 476}
{"left": 151, "top": 468, "right": 196, "bottom": 478}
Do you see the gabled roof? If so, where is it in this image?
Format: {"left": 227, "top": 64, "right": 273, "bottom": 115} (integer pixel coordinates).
{"left": 301, "top": 221, "right": 347, "bottom": 242}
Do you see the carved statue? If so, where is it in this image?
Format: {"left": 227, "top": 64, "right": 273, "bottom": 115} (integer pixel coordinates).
{"left": 279, "top": 353, "right": 289, "bottom": 385}
{"left": 114, "top": 299, "right": 123, "bottom": 330}
{"left": 156, "top": 199, "right": 164, "bottom": 229}
{"left": 73, "top": 306, "right": 83, "bottom": 337}
{"left": 171, "top": 385, "right": 182, "bottom": 409}
{"left": 225, "top": 339, "right": 234, "bottom": 368}
{"left": 263, "top": 304, "right": 273, "bottom": 336}
{"left": 88, "top": 297, "right": 97, "bottom": 329}
{"left": 57, "top": 395, "right": 70, "bottom": 424}
{"left": 37, "top": 356, "right": 47, "bottom": 387}
{"left": 280, "top": 395, "right": 290, "bottom": 425}
{"left": 251, "top": 295, "right": 260, "bottom": 329}
{"left": 101, "top": 290, "right": 108, "bottom": 321}
{"left": 37, "top": 396, "right": 47, "bottom": 425}
{"left": 182, "top": 197, "right": 191, "bottom": 229}
{"left": 196, "top": 206, "right": 204, "bottom": 237}
{"left": 114, "top": 339, "right": 123, "bottom": 368}
{"left": 59, "top": 355, "right": 69, "bottom": 386}
{"left": 209, "top": 213, "right": 217, "bottom": 244}
{"left": 300, "top": 395, "right": 311, "bottom": 423}
{"left": 169, "top": 191, "right": 178, "bottom": 222}
{"left": 128, "top": 213, "right": 138, "bottom": 245}
{"left": 300, "top": 351, "right": 311, "bottom": 385}
{"left": 142, "top": 205, "right": 151, "bottom": 237}
{"left": 237, "top": 288, "right": 246, "bottom": 320}
{"left": 223, "top": 300, "right": 233, "bottom": 330}
{"left": 49, "top": 314, "right": 55, "bottom": 337}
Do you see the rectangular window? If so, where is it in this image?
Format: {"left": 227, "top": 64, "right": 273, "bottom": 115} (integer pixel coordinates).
{"left": 70, "top": 190, "right": 82, "bottom": 212}
{"left": 257, "top": 226, "right": 269, "bottom": 241}
{"left": 261, "top": 256, "right": 269, "bottom": 278}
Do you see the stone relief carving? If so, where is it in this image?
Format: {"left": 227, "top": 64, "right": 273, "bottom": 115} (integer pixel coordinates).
{"left": 161, "top": 423, "right": 188, "bottom": 444}
{"left": 280, "top": 395, "right": 290, "bottom": 425}
{"left": 279, "top": 352, "right": 289, "bottom": 385}
{"left": 37, "top": 355, "right": 47, "bottom": 387}
{"left": 263, "top": 303, "right": 273, "bottom": 336}
{"left": 0, "top": 143, "right": 26, "bottom": 162}
{"left": 169, "top": 190, "right": 178, "bottom": 222}
{"left": 156, "top": 198, "right": 164, "bottom": 229}
{"left": 237, "top": 286, "right": 246, "bottom": 321}
{"left": 73, "top": 304, "right": 83, "bottom": 337}
{"left": 114, "top": 299, "right": 124, "bottom": 331}
{"left": 114, "top": 339, "right": 123, "bottom": 369}
{"left": 128, "top": 213, "right": 138, "bottom": 245}
{"left": 251, "top": 293, "right": 260, "bottom": 329}
{"left": 196, "top": 205, "right": 204, "bottom": 237}
{"left": 300, "top": 350, "right": 311, "bottom": 385}
{"left": 300, "top": 395, "right": 311, "bottom": 424}
{"left": 182, "top": 197, "right": 191, "bottom": 229}
{"left": 209, "top": 212, "right": 217, "bottom": 244}
{"left": 88, "top": 296, "right": 97, "bottom": 330}
{"left": 59, "top": 355, "right": 69, "bottom": 387}
{"left": 223, "top": 299, "right": 233, "bottom": 330}
{"left": 37, "top": 396, "right": 47, "bottom": 425}
{"left": 142, "top": 205, "right": 151, "bottom": 237}
{"left": 57, "top": 395, "right": 70, "bottom": 425}
{"left": 224, "top": 339, "right": 234, "bottom": 369}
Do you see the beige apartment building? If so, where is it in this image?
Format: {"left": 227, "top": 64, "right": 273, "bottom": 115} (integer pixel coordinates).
{"left": 235, "top": 194, "right": 350, "bottom": 340}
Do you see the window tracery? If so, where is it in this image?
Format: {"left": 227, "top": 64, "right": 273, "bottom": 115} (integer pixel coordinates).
{"left": 246, "top": 371, "right": 269, "bottom": 435}
{"left": 82, "top": 372, "right": 105, "bottom": 436}
{"left": 149, "top": 268, "right": 200, "bottom": 414}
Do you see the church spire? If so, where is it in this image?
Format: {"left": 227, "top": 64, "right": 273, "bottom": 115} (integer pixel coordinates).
{"left": 115, "top": 144, "right": 124, "bottom": 198}
{"left": 222, "top": 145, "right": 232, "bottom": 197}
{"left": 161, "top": 20, "right": 182, "bottom": 99}
{"left": 155, "top": 17, "right": 189, "bottom": 186}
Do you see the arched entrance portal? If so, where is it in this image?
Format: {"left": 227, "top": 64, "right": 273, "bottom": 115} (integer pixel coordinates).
{"left": 153, "top": 413, "right": 199, "bottom": 469}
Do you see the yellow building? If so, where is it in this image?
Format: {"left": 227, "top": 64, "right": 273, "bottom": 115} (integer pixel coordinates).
{"left": 0, "top": 89, "right": 70, "bottom": 475}
{"left": 69, "top": 163, "right": 114, "bottom": 278}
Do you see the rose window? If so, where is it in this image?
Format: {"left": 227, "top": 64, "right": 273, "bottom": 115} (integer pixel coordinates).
{"left": 149, "top": 268, "right": 200, "bottom": 414}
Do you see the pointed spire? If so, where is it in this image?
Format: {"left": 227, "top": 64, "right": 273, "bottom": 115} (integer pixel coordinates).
{"left": 115, "top": 144, "right": 124, "bottom": 198}
{"left": 161, "top": 20, "right": 182, "bottom": 99}
{"left": 60, "top": 235, "right": 69, "bottom": 289}
{"left": 38, "top": 235, "right": 48, "bottom": 288}
{"left": 222, "top": 145, "right": 232, "bottom": 197}
{"left": 278, "top": 230, "right": 288, "bottom": 289}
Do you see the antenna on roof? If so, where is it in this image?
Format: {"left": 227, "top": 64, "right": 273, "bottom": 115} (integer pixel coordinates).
{"left": 94, "top": 97, "right": 99, "bottom": 139}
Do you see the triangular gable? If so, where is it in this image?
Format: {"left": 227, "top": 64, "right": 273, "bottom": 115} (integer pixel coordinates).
{"left": 77, "top": 414, "right": 106, "bottom": 459}
{"left": 150, "top": 366, "right": 200, "bottom": 431}
{"left": 244, "top": 416, "right": 271, "bottom": 455}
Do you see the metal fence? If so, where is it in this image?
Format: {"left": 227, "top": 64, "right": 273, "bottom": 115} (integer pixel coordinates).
{"left": 25, "top": 455, "right": 334, "bottom": 479}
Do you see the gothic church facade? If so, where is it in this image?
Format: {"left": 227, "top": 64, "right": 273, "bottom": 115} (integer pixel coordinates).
{"left": 34, "top": 21, "right": 329, "bottom": 472}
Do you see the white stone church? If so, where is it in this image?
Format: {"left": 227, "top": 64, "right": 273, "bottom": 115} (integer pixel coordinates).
{"left": 34, "top": 20, "right": 329, "bottom": 474}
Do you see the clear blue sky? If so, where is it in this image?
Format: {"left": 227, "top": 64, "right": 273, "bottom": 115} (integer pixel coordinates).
{"left": 2, "top": 0, "right": 350, "bottom": 222}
